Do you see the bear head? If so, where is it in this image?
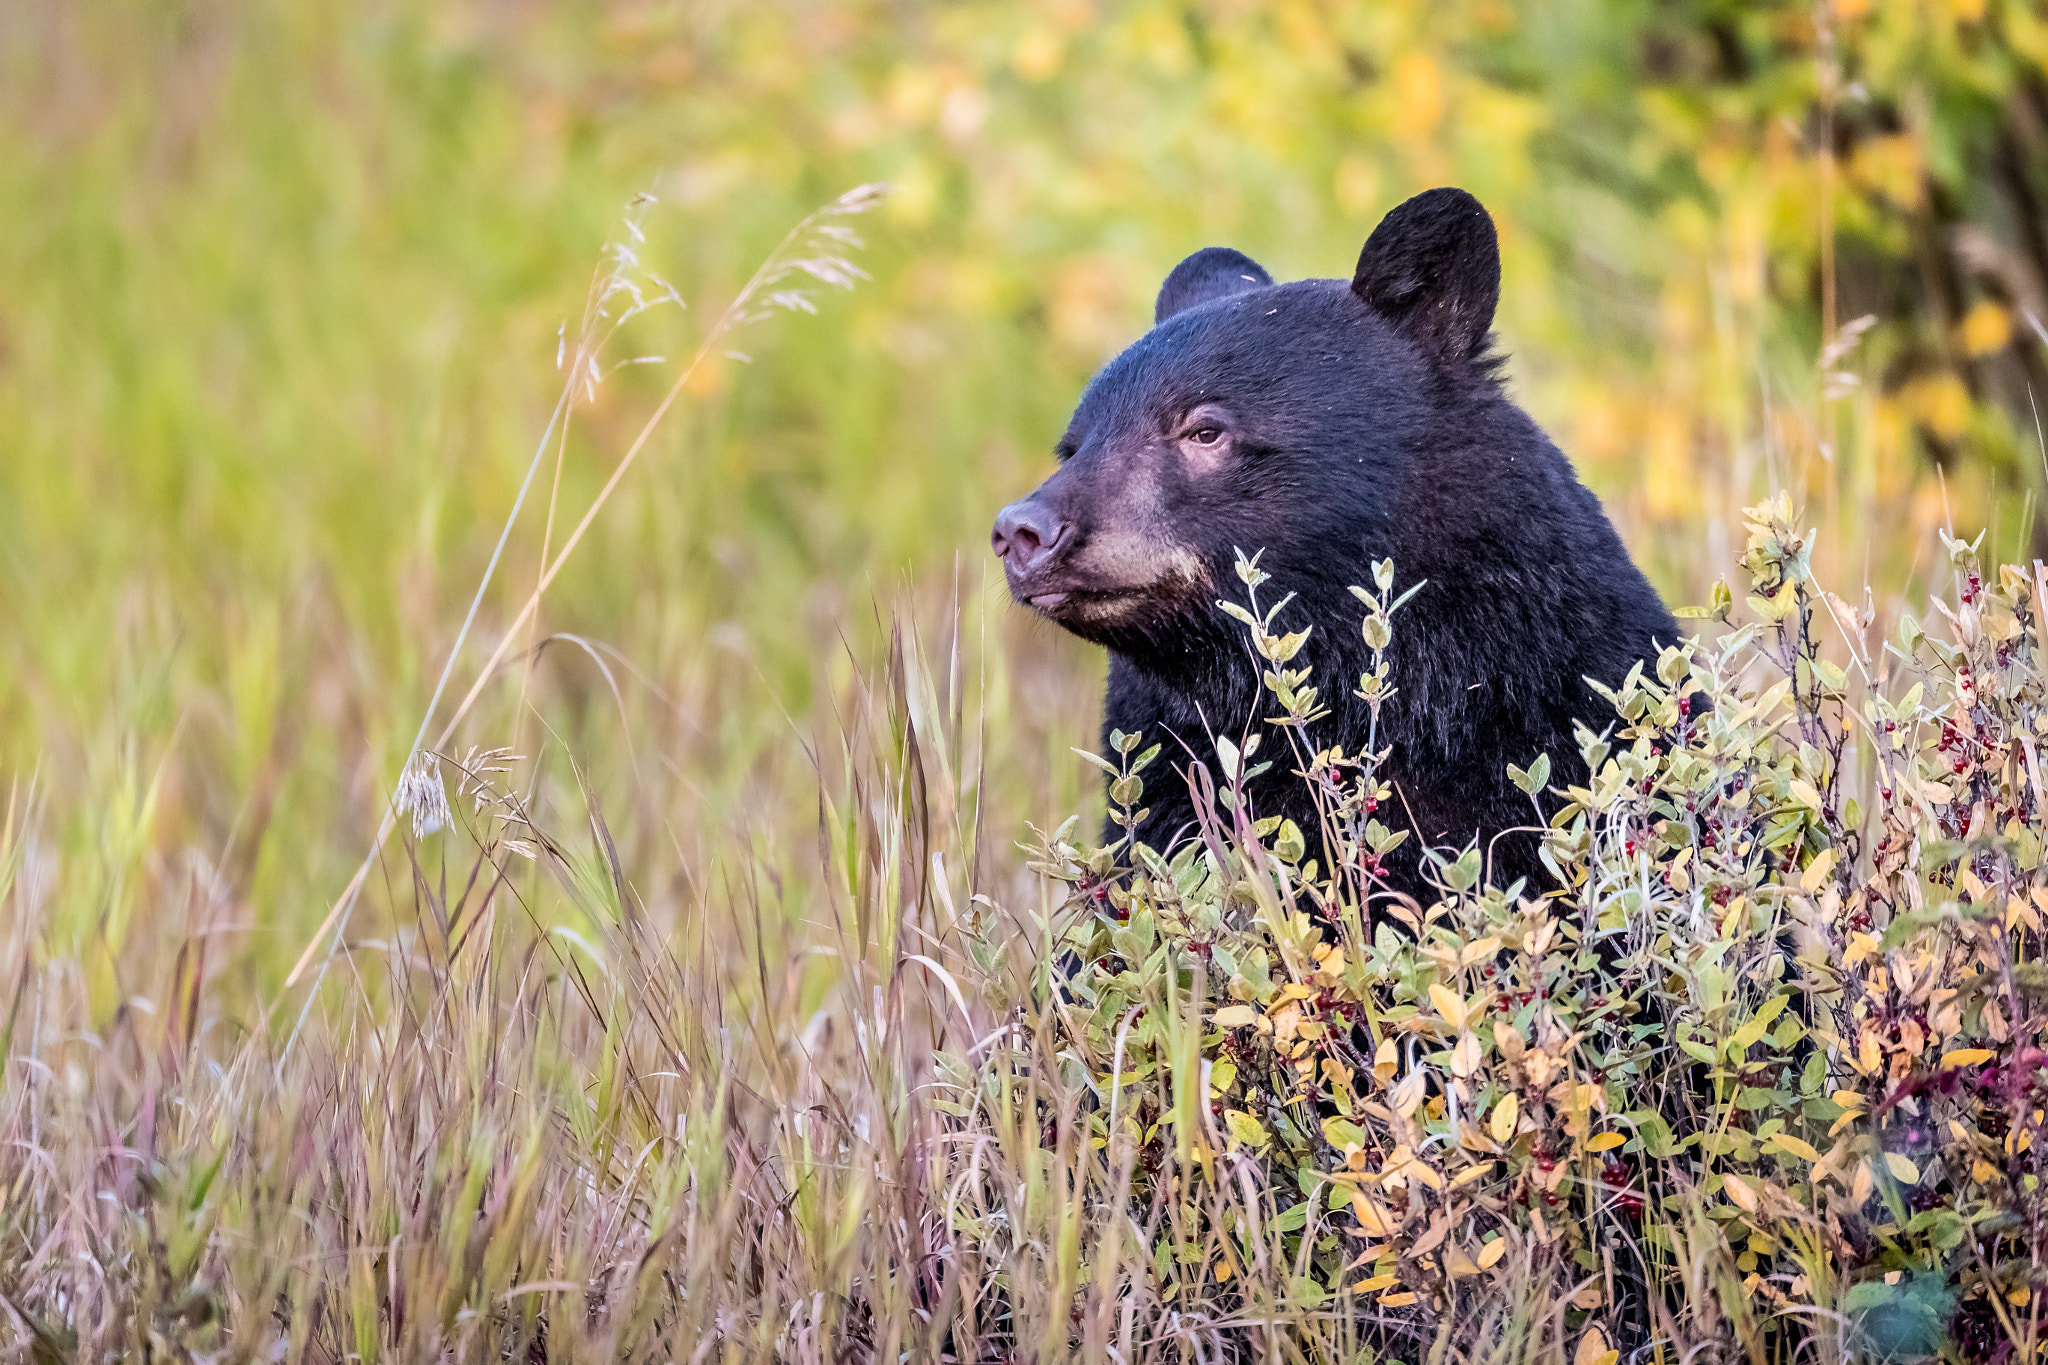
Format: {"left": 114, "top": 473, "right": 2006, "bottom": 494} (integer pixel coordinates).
{"left": 991, "top": 186, "right": 1503, "bottom": 665}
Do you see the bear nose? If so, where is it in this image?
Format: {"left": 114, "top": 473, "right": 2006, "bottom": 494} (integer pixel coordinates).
{"left": 991, "top": 501, "right": 1070, "bottom": 573}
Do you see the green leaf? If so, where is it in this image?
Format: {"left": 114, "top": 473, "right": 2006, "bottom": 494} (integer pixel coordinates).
{"left": 1263, "top": 628, "right": 1312, "bottom": 663}
{"left": 1321, "top": 1116, "right": 1367, "bottom": 1150}
{"left": 1508, "top": 752, "right": 1552, "bottom": 796}
{"left": 1290, "top": 1274, "right": 1327, "bottom": 1306}
{"left": 1728, "top": 993, "right": 1791, "bottom": 1051}
{"left": 1628, "top": 1112, "right": 1676, "bottom": 1159}
{"left": 1224, "top": 1109, "right": 1269, "bottom": 1149}
{"left": 1443, "top": 846, "right": 1482, "bottom": 892}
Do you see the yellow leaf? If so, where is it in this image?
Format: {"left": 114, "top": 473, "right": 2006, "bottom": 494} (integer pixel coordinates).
{"left": 1213, "top": 1258, "right": 1234, "bottom": 1283}
{"left": 1585, "top": 1132, "right": 1626, "bottom": 1152}
{"left": 1960, "top": 300, "right": 2013, "bottom": 356}
{"left": 1477, "top": 1237, "right": 1508, "bottom": 1269}
{"left": 1940, "top": 1048, "right": 1995, "bottom": 1070}
{"left": 1765, "top": 1132, "right": 1821, "bottom": 1163}
{"left": 1449, "top": 1031, "right": 1484, "bottom": 1078}
{"left": 1801, "top": 846, "right": 1836, "bottom": 889}
{"left": 1789, "top": 779, "right": 1826, "bottom": 812}
{"left": 1212, "top": 1005, "right": 1261, "bottom": 1028}
{"left": 1452, "top": 1161, "right": 1494, "bottom": 1187}
{"left": 1493, "top": 1019, "right": 1527, "bottom": 1061}
{"left": 1459, "top": 936, "right": 1502, "bottom": 967}
{"left": 1271, "top": 1002, "right": 1302, "bottom": 1042}
{"left": 1574, "top": 1326, "right": 1613, "bottom": 1365}
{"left": 1884, "top": 1152, "right": 1921, "bottom": 1184}
{"left": 1410, "top": 1210, "right": 1451, "bottom": 1258}
{"left": 1723, "top": 1175, "right": 1760, "bottom": 1215}
{"left": 1428, "top": 982, "right": 1468, "bottom": 1031}
{"left": 1351, "top": 1193, "right": 1397, "bottom": 1239}
{"left": 1490, "top": 1093, "right": 1520, "bottom": 1143}
{"left": 1380, "top": 1291, "right": 1418, "bottom": 1307}
{"left": 1971, "top": 1159, "right": 2002, "bottom": 1184}
{"left": 1350, "top": 1272, "right": 1397, "bottom": 1293}
{"left": 1830, "top": 1089, "right": 1869, "bottom": 1110}
{"left": 1443, "top": 1243, "right": 1482, "bottom": 1277}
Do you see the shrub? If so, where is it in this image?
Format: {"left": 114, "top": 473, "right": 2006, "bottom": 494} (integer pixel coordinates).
{"left": 1005, "top": 495, "right": 2048, "bottom": 1363}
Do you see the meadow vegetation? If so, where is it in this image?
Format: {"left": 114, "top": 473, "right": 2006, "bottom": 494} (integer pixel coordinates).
{"left": 10, "top": 1, "right": 2048, "bottom": 1361}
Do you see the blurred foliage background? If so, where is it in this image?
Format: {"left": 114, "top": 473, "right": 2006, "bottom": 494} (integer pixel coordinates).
{"left": 6, "top": 0, "right": 2048, "bottom": 1001}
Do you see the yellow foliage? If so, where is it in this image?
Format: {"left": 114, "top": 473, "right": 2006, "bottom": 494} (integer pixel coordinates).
{"left": 1958, "top": 301, "right": 2013, "bottom": 357}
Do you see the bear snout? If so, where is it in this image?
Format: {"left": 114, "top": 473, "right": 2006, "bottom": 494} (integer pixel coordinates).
{"left": 991, "top": 500, "right": 1072, "bottom": 581}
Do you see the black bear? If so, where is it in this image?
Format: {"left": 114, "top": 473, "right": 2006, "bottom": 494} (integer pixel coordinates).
{"left": 991, "top": 187, "right": 1676, "bottom": 901}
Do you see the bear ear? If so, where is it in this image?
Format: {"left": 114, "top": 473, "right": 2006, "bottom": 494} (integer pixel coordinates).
{"left": 1154, "top": 247, "right": 1274, "bottom": 325}
{"left": 1351, "top": 187, "right": 1500, "bottom": 367}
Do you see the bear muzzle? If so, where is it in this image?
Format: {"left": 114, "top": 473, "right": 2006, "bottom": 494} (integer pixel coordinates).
{"left": 991, "top": 499, "right": 1076, "bottom": 608}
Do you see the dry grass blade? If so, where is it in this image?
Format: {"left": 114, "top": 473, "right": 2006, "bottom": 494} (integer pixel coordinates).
{"left": 283, "top": 184, "right": 888, "bottom": 994}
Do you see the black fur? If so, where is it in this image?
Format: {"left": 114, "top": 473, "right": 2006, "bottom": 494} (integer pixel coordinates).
{"left": 1155, "top": 247, "right": 1275, "bottom": 324}
{"left": 992, "top": 188, "right": 1675, "bottom": 900}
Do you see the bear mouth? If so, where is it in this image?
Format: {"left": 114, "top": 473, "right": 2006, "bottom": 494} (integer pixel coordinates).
{"left": 1018, "top": 584, "right": 1151, "bottom": 624}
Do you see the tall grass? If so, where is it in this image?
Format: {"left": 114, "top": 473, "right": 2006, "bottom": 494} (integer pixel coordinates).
{"left": 0, "top": 599, "right": 1028, "bottom": 1361}
{"left": 14, "top": 496, "right": 2048, "bottom": 1363}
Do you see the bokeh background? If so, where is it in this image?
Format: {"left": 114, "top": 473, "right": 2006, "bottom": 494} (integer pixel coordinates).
{"left": 6, "top": 0, "right": 2048, "bottom": 1005}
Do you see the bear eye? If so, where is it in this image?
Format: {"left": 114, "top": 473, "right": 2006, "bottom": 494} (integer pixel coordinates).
{"left": 1183, "top": 426, "right": 1224, "bottom": 447}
